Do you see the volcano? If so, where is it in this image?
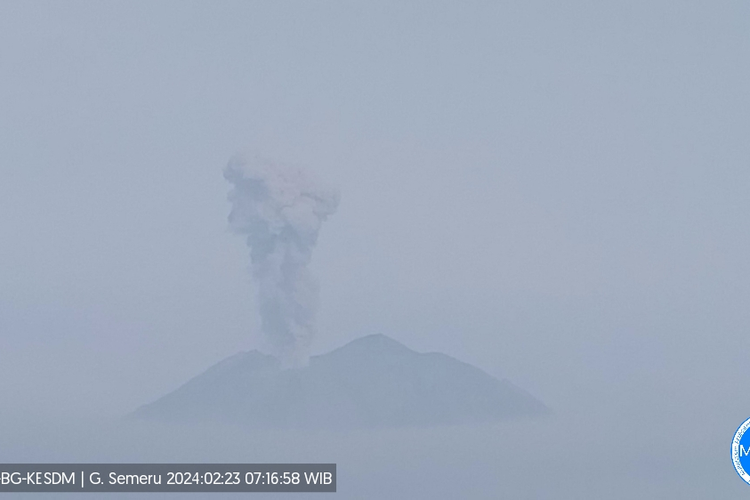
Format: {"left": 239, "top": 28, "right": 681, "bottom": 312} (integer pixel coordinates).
{"left": 133, "top": 334, "right": 549, "bottom": 428}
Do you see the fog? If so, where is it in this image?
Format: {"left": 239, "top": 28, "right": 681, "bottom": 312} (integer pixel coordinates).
{"left": 1, "top": 1, "right": 749, "bottom": 497}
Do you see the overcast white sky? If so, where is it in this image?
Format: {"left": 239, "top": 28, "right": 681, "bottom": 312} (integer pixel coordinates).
{"left": 1, "top": 4, "right": 749, "bottom": 483}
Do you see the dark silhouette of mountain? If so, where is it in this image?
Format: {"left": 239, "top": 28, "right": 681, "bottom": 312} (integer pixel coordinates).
{"left": 133, "top": 334, "right": 549, "bottom": 428}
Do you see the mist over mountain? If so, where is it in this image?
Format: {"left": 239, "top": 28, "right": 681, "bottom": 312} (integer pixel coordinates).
{"left": 134, "top": 334, "right": 548, "bottom": 428}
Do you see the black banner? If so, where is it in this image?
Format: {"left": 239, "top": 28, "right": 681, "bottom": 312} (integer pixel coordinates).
{"left": 0, "top": 464, "right": 336, "bottom": 493}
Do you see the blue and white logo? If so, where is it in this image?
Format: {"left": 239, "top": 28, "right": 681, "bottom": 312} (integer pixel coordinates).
{"left": 732, "top": 417, "right": 750, "bottom": 484}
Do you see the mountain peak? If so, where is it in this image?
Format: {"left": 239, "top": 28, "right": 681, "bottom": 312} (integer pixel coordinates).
{"left": 319, "top": 333, "right": 414, "bottom": 359}
{"left": 343, "top": 333, "right": 409, "bottom": 348}
{"left": 134, "top": 334, "right": 549, "bottom": 428}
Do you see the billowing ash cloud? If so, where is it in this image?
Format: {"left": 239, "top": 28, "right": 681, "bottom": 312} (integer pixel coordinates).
{"left": 224, "top": 155, "right": 339, "bottom": 368}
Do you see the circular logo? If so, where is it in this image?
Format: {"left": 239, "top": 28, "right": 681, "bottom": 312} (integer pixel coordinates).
{"left": 732, "top": 417, "right": 750, "bottom": 484}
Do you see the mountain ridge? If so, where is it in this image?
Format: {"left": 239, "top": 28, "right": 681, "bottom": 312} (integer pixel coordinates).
{"left": 134, "top": 334, "right": 549, "bottom": 428}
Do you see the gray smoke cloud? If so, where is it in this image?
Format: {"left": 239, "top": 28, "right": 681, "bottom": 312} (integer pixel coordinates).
{"left": 224, "top": 154, "right": 339, "bottom": 368}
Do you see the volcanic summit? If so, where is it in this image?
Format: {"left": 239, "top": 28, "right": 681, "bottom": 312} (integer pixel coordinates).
{"left": 134, "top": 334, "right": 549, "bottom": 428}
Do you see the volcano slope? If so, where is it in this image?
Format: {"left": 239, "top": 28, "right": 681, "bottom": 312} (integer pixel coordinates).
{"left": 134, "top": 334, "right": 549, "bottom": 428}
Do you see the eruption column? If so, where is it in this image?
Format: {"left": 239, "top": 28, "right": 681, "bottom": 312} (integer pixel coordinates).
{"left": 224, "top": 155, "right": 339, "bottom": 368}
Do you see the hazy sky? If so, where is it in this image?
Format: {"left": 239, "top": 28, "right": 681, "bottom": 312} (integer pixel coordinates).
{"left": 1, "top": 0, "right": 749, "bottom": 459}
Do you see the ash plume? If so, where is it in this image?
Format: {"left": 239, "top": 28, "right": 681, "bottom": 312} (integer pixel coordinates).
{"left": 224, "top": 155, "right": 339, "bottom": 368}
